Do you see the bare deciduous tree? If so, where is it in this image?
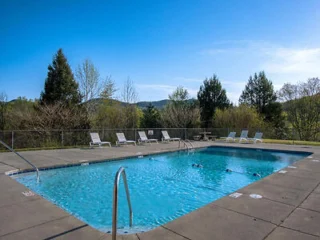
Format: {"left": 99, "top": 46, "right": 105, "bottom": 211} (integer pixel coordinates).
{"left": 76, "top": 59, "right": 101, "bottom": 102}
{"left": 161, "top": 87, "right": 200, "bottom": 128}
{"left": 279, "top": 78, "right": 320, "bottom": 140}
{"left": 121, "top": 78, "right": 139, "bottom": 128}
{"left": 121, "top": 77, "right": 138, "bottom": 104}
{"left": 76, "top": 59, "right": 117, "bottom": 115}
{"left": 30, "top": 102, "right": 90, "bottom": 131}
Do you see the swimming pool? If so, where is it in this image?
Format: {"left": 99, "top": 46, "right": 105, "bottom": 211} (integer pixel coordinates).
{"left": 12, "top": 147, "right": 310, "bottom": 233}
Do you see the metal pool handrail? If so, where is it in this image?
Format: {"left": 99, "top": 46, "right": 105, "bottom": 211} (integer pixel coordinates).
{"left": 112, "top": 167, "right": 133, "bottom": 240}
{"left": 185, "top": 139, "right": 194, "bottom": 149}
{"left": 0, "top": 140, "right": 40, "bottom": 182}
{"left": 179, "top": 140, "right": 194, "bottom": 150}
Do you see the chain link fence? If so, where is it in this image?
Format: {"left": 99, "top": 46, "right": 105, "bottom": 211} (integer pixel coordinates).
{"left": 0, "top": 127, "right": 319, "bottom": 150}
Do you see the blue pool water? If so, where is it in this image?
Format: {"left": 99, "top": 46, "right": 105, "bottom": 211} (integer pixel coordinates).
{"left": 12, "top": 147, "right": 309, "bottom": 233}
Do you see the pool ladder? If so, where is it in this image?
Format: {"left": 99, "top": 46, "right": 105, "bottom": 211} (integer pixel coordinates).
{"left": 179, "top": 139, "right": 194, "bottom": 151}
{"left": 0, "top": 140, "right": 40, "bottom": 182}
{"left": 112, "top": 167, "right": 133, "bottom": 240}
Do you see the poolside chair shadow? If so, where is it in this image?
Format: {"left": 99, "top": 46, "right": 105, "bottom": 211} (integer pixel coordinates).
{"left": 116, "top": 133, "right": 136, "bottom": 146}
{"left": 80, "top": 147, "right": 95, "bottom": 150}
{"left": 44, "top": 224, "right": 88, "bottom": 240}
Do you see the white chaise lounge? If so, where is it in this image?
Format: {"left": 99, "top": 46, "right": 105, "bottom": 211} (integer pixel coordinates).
{"left": 89, "top": 132, "right": 111, "bottom": 147}
{"left": 116, "top": 133, "right": 136, "bottom": 146}
{"left": 224, "top": 132, "right": 236, "bottom": 142}
{"left": 238, "top": 130, "right": 249, "bottom": 143}
{"left": 161, "top": 130, "right": 180, "bottom": 142}
{"left": 249, "top": 132, "right": 263, "bottom": 144}
{"left": 138, "top": 131, "right": 158, "bottom": 144}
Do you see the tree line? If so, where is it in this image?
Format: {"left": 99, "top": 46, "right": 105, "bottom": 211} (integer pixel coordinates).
{"left": 0, "top": 49, "right": 319, "bottom": 142}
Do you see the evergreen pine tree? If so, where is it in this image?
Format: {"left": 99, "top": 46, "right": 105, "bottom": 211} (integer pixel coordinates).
{"left": 239, "top": 71, "right": 285, "bottom": 132}
{"left": 239, "top": 71, "right": 277, "bottom": 115}
{"left": 197, "top": 75, "right": 230, "bottom": 128}
{"left": 140, "top": 104, "right": 162, "bottom": 128}
{"left": 40, "top": 49, "right": 81, "bottom": 106}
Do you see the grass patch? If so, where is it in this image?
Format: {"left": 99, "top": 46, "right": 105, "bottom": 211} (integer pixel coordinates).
{"left": 263, "top": 139, "right": 320, "bottom": 146}
{"left": 0, "top": 145, "right": 88, "bottom": 152}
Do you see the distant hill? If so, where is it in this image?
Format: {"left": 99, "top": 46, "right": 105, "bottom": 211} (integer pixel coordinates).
{"left": 84, "top": 98, "right": 199, "bottom": 111}
{"left": 84, "top": 98, "right": 170, "bottom": 111}
{"left": 6, "top": 98, "right": 190, "bottom": 111}
{"left": 136, "top": 100, "right": 169, "bottom": 109}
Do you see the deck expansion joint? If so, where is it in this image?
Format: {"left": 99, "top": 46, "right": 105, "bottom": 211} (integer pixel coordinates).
{"left": 259, "top": 181, "right": 319, "bottom": 192}
{"left": 211, "top": 203, "right": 278, "bottom": 225}
{"left": 0, "top": 215, "right": 71, "bottom": 238}
{"left": 279, "top": 225, "right": 320, "bottom": 238}
{"left": 298, "top": 206, "right": 320, "bottom": 214}
{"left": 260, "top": 196, "right": 296, "bottom": 207}
{"left": 263, "top": 182, "right": 320, "bottom": 239}
{"left": 161, "top": 226, "right": 193, "bottom": 240}
{"left": 136, "top": 233, "right": 142, "bottom": 240}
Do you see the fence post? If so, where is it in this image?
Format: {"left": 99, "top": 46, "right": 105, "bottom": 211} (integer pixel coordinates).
{"left": 11, "top": 131, "right": 14, "bottom": 149}
{"left": 292, "top": 128, "right": 294, "bottom": 145}
{"left": 61, "top": 130, "right": 64, "bottom": 146}
{"left": 184, "top": 128, "right": 187, "bottom": 140}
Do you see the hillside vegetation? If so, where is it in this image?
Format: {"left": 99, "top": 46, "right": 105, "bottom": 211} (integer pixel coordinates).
{"left": 1, "top": 49, "right": 319, "bottom": 150}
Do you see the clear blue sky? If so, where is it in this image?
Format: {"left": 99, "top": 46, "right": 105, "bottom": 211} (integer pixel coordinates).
{"left": 1, "top": 0, "right": 319, "bottom": 103}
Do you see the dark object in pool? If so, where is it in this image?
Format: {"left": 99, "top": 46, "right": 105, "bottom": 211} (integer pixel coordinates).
{"left": 253, "top": 173, "right": 261, "bottom": 177}
{"left": 226, "top": 169, "right": 232, "bottom": 172}
{"left": 192, "top": 163, "right": 203, "bottom": 168}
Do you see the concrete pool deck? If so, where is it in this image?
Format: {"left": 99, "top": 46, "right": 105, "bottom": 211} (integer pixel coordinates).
{"left": 0, "top": 141, "right": 319, "bottom": 240}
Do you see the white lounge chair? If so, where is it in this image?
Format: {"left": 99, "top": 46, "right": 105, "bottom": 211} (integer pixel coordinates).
{"left": 116, "top": 133, "right": 136, "bottom": 146}
{"left": 138, "top": 131, "right": 158, "bottom": 144}
{"left": 249, "top": 132, "right": 263, "bottom": 144}
{"left": 238, "top": 130, "right": 249, "bottom": 143}
{"left": 224, "top": 132, "right": 236, "bottom": 142}
{"left": 89, "top": 132, "right": 111, "bottom": 147}
{"left": 161, "top": 130, "right": 180, "bottom": 142}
